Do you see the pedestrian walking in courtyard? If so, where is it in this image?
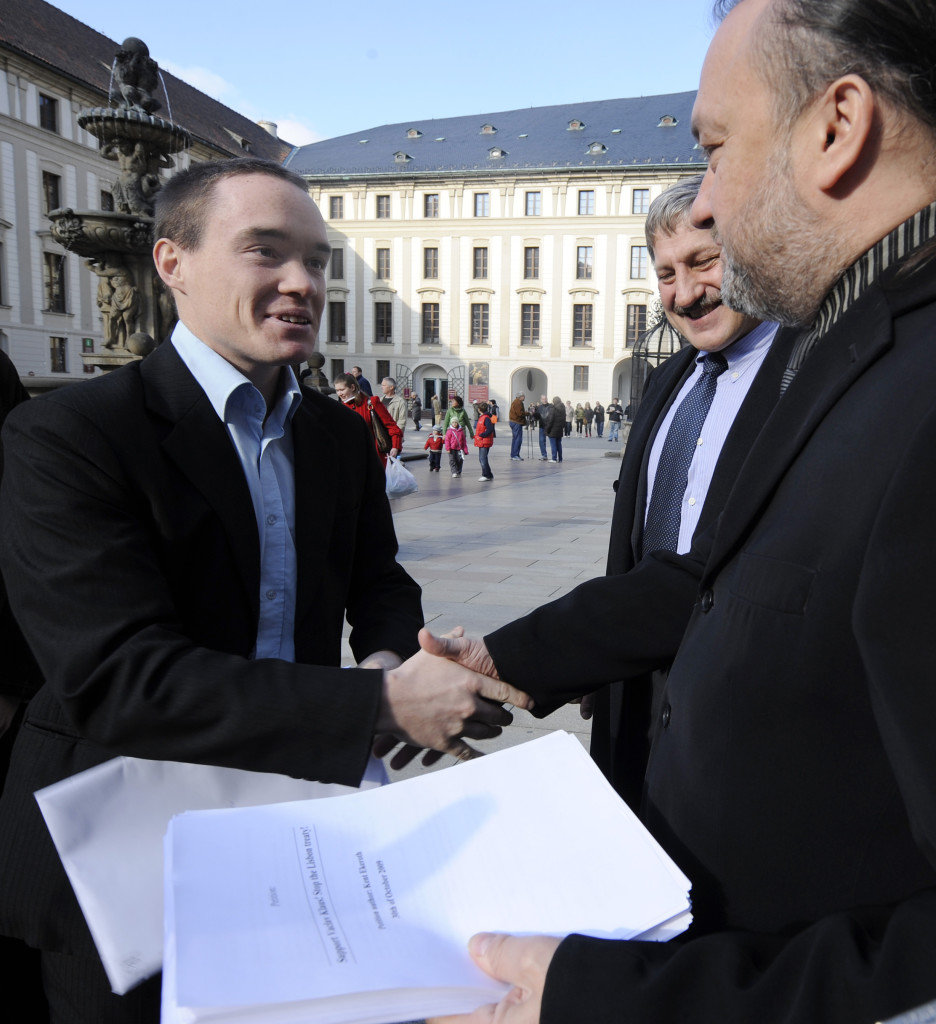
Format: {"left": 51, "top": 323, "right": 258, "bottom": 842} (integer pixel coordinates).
{"left": 474, "top": 401, "right": 495, "bottom": 481}
{"left": 574, "top": 403, "right": 585, "bottom": 435}
{"left": 508, "top": 391, "right": 526, "bottom": 461}
{"left": 410, "top": 395, "right": 422, "bottom": 431}
{"left": 334, "top": 373, "right": 401, "bottom": 467}
{"left": 442, "top": 395, "right": 474, "bottom": 441}
{"left": 607, "top": 398, "right": 623, "bottom": 442}
{"left": 594, "top": 401, "right": 605, "bottom": 438}
{"left": 545, "top": 396, "right": 565, "bottom": 462}
{"left": 564, "top": 400, "right": 574, "bottom": 437}
{"left": 583, "top": 402, "right": 595, "bottom": 437}
{"left": 423, "top": 425, "right": 444, "bottom": 471}
{"left": 444, "top": 418, "right": 468, "bottom": 477}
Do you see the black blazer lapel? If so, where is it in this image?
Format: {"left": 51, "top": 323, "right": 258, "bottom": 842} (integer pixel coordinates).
{"left": 140, "top": 341, "right": 261, "bottom": 621}
{"left": 702, "top": 292, "right": 895, "bottom": 585}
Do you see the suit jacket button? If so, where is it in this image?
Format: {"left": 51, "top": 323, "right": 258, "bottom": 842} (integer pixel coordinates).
{"left": 661, "top": 703, "right": 672, "bottom": 728}
{"left": 700, "top": 589, "right": 714, "bottom": 613}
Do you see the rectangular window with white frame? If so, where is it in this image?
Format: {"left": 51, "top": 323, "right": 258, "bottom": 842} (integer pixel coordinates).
{"left": 524, "top": 246, "right": 539, "bottom": 279}
{"left": 423, "top": 247, "right": 439, "bottom": 279}
{"left": 329, "top": 196, "right": 344, "bottom": 219}
{"left": 576, "top": 245, "right": 593, "bottom": 279}
{"left": 424, "top": 193, "right": 439, "bottom": 218}
{"left": 422, "top": 303, "right": 440, "bottom": 344}
{"left": 330, "top": 248, "right": 344, "bottom": 279}
{"left": 375, "top": 302, "right": 393, "bottom": 344}
{"left": 521, "top": 303, "right": 540, "bottom": 346}
{"left": 43, "top": 252, "right": 66, "bottom": 312}
{"left": 473, "top": 247, "right": 488, "bottom": 279}
{"left": 630, "top": 245, "right": 648, "bottom": 279}
{"left": 578, "top": 190, "right": 595, "bottom": 215}
{"left": 525, "top": 191, "right": 541, "bottom": 216}
{"left": 376, "top": 248, "right": 390, "bottom": 279}
{"left": 471, "top": 303, "right": 489, "bottom": 345}
{"left": 376, "top": 195, "right": 391, "bottom": 219}
{"left": 632, "top": 188, "right": 650, "bottom": 214}
{"left": 50, "top": 336, "right": 67, "bottom": 372}
{"left": 474, "top": 193, "right": 490, "bottom": 217}
{"left": 573, "top": 304, "right": 593, "bottom": 346}
{"left": 327, "top": 301, "right": 346, "bottom": 344}
{"left": 42, "top": 172, "right": 61, "bottom": 215}
{"left": 39, "top": 93, "right": 59, "bottom": 133}
{"left": 626, "top": 304, "right": 647, "bottom": 345}
{"left": 573, "top": 365, "right": 589, "bottom": 390}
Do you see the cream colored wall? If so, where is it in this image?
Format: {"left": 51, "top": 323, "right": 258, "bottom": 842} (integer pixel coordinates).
{"left": 309, "top": 169, "right": 690, "bottom": 410}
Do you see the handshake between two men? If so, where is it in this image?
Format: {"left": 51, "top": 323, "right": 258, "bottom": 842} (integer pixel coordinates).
{"left": 370, "top": 627, "right": 519, "bottom": 770}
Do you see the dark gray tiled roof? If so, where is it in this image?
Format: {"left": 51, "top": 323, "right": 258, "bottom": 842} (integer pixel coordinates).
{"left": 1, "top": 0, "right": 293, "bottom": 163}
{"left": 288, "top": 92, "right": 702, "bottom": 178}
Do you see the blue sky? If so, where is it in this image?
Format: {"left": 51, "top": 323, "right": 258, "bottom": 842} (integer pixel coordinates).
{"left": 53, "top": 0, "right": 716, "bottom": 146}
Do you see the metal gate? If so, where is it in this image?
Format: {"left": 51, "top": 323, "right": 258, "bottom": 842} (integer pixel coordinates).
{"left": 447, "top": 364, "right": 465, "bottom": 402}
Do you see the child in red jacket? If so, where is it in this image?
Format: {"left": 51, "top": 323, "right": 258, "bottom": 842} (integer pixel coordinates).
{"left": 424, "top": 426, "right": 444, "bottom": 471}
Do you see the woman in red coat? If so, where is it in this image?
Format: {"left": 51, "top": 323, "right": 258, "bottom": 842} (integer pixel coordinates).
{"left": 334, "top": 373, "right": 402, "bottom": 466}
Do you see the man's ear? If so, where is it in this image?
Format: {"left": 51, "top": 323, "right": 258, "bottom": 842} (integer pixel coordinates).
{"left": 153, "top": 237, "right": 184, "bottom": 292}
{"left": 808, "top": 74, "right": 876, "bottom": 192}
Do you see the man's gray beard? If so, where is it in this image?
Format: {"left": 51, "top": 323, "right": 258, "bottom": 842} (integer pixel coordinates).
{"left": 716, "top": 155, "right": 844, "bottom": 329}
{"left": 720, "top": 253, "right": 807, "bottom": 326}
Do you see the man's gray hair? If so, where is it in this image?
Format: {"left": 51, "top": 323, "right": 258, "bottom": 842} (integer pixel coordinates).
{"left": 382, "top": 377, "right": 397, "bottom": 389}
{"left": 714, "top": 0, "right": 936, "bottom": 141}
{"left": 645, "top": 175, "right": 705, "bottom": 263}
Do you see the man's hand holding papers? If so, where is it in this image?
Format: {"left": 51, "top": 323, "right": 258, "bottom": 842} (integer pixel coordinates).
{"left": 428, "top": 933, "right": 562, "bottom": 1024}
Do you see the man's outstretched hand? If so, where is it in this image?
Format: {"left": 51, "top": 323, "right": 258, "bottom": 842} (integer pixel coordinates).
{"left": 375, "top": 628, "right": 532, "bottom": 764}
{"left": 418, "top": 626, "right": 500, "bottom": 680}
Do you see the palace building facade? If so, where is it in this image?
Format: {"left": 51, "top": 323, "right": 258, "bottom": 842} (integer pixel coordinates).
{"left": 288, "top": 95, "right": 701, "bottom": 413}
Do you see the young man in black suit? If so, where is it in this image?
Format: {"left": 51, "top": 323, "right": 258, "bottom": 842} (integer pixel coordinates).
{"left": 0, "top": 158, "right": 526, "bottom": 1021}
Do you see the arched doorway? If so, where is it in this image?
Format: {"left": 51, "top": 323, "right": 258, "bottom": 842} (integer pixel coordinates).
{"left": 510, "top": 366, "right": 549, "bottom": 407}
{"left": 413, "top": 362, "right": 449, "bottom": 423}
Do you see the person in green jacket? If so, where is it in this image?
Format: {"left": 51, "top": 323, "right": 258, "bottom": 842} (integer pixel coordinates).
{"left": 441, "top": 394, "right": 474, "bottom": 439}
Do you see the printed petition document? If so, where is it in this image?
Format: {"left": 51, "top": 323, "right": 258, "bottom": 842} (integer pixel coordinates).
{"left": 162, "top": 731, "right": 691, "bottom": 1024}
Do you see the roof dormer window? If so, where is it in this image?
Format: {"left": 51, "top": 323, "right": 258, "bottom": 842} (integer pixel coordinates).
{"left": 657, "top": 114, "right": 678, "bottom": 127}
{"left": 568, "top": 119, "right": 586, "bottom": 131}
{"left": 406, "top": 128, "right": 423, "bottom": 138}
{"left": 394, "top": 151, "right": 412, "bottom": 163}
{"left": 488, "top": 147, "right": 506, "bottom": 159}
{"left": 480, "top": 123, "right": 497, "bottom": 135}
{"left": 587, "top": 141, "right": 607, "bottom": 155}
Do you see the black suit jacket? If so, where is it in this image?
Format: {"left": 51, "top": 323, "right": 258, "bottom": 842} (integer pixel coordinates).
{"left": 543, "top": 260, "right": 936, "bottom": 1021}
{"left": 0, "top": 340, "right": 422, "bottom": 954}
{"left": 486, "top": 330, "right": 795, "bottom": 804}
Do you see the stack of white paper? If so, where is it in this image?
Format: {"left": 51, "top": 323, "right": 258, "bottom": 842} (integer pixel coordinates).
{"left": 162, "top": 731, "right": 691, "bottom": 1024}
{"left": 36, "top": 755, "right": 386, "bottom": 994}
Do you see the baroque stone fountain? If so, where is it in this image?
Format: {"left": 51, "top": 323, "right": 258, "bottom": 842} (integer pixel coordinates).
{"left": 49, "top": 38, "right": 191, "bottom": 370}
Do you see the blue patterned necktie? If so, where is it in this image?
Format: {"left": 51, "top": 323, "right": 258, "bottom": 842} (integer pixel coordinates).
{"left": 642, "top": 351, "right": 729, "bottom": 555}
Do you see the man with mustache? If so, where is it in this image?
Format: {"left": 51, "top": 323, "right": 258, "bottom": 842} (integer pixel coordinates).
{"left": 431, "top": 0, "right": 936, "bottom": 1020}
{"left": 408, "top": 175, "right": 789, "bottom": 812}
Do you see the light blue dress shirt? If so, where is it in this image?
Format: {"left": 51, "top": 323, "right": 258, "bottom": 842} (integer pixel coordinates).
{"left": 645, "top": 321, "right": 779, "bottom": 554}
{"left": 171, "top": 323, "right": 302, "bottom": 660}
